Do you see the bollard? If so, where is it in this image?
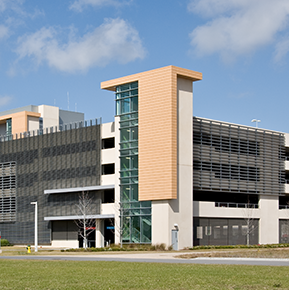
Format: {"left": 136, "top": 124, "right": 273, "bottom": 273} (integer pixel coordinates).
{"left": 26, "top": 245, "right": 31, "bottom": 254}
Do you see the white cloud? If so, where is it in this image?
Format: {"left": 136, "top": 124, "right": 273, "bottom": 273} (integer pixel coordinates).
{"left": 274, "top": 37, "right": 289, "bottom": 63}
{"left": 188, "top": 0, "right": 289, "bottom": 61}
{"left": 15, "top": 18, "right": 145, "bottom": 73}
{"left": 0, "top": 96, "right": 12, "bottom": 107}
{"left": 69, "top": 0, "right": 127, "bottom": 12}
{"left": 0, "top": 0, "right": 6, "bottom": 12}
{"left": 0, "top": 0, "right": 24, "bottom": 13}
{"left": 0, "top": 24, "right": 8, "bottom": 39}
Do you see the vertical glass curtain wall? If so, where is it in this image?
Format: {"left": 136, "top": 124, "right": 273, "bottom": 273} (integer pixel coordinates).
{"left": 116, "top": 82, "right": 151, "bottom": 244}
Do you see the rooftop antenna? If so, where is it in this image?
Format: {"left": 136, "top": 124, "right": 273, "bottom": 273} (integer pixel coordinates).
{"left": 251, "top": 119, "right": 261, "bottom": 128}
{"left": 67, "top": 92, "right": 69, "bottom": 111}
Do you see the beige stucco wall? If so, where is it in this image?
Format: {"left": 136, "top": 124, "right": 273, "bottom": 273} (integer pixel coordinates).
{"left": 38, "top": 105, "right": 59, "bottom": 129}
{"left": 51, "top": 240, "right": 79, "bottom": 248}
{"left": 193, "top": 201, "right": 259, "bottom": 218}
{"left": 27, "top": 116, "right": 40, "bottom": 132}
{"left": 285, "top": 133, "right": 289, "bottom": 147}
{"left": 259, "top": 195, "right": 279, "bottom": 244}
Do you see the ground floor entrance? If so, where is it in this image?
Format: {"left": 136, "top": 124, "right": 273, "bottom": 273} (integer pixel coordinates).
{"left": 51, "top": 218, "right": 115, "bottom": 248}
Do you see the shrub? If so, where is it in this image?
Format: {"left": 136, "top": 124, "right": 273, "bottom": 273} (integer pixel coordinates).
{"left": 64, "top": 243, "right": 173, "bottom": 252}
{"left": 1, "top": 239, "right": 13, "bottom": 246}
{"left": 189, "top": 243, "right": 289, "bottom": 250}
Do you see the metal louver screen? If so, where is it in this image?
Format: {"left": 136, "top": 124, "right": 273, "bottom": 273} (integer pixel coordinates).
{"left": 193, "top": 117, "right": 285, "bottom": 195}
{"left": 0, "top": 162, "right": 16, "bottom": 222}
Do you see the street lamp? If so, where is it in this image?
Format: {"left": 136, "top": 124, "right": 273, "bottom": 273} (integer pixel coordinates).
{"left": 31, "top": 202, "right": 38, "bottom": 252}
{"left": 251, "top": 119, "right": 261, "bottom": 128}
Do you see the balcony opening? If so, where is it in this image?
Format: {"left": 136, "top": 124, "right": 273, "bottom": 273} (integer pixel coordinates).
{"left": 102, "top": 138, "right": 115, "bottom": 149}
{"left": 279, "top": 195, "right": 289, "bottom": 209}
{"left": 194, "top": 190, "right": 259, "bottom": 208}
{"left": 102, "top": 163, "right": 115, "bottom": 175}
{"left": 103, "top": 189, "right": 115, "bottom": 203}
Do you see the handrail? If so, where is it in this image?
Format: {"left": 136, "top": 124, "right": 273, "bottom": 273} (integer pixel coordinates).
{"left": 279, "top": 205, "right": 289, "bottom": 209}
{"left": 215, "top": 202, "right": 258, "bottom": 209}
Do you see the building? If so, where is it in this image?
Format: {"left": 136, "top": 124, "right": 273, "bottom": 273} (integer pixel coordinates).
{"left": 0, "top": 66, "right": 289, "bottom": 249}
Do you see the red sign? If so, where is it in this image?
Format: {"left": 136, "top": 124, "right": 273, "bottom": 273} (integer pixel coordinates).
{"left": 86, "top": 227, "right": 95, "bottom": 230}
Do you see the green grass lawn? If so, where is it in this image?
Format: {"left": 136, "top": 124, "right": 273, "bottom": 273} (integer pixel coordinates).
{"left": 0, "top": 260, "right": 288, "bottom": 289}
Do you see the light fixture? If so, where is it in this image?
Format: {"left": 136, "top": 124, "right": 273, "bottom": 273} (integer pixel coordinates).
{"left": 251, "top": 119, "right": 261, "bottom": 128}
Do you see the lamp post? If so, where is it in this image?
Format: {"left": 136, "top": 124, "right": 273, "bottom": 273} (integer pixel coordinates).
{"left": 31, "top": 202, "right": 38, "bottom": 252}
{"left": 251, "top": 119, "right": 261, "bottom": 128}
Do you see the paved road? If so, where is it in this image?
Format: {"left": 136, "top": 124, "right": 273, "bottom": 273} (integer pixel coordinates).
{"left": 1, "top": 255, "right": 289, "bottom": 266}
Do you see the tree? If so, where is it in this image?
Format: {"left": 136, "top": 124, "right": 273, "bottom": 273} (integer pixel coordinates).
{"left": 242, "top": 199, "right": 258, "bottom": 246}
{"left": 74, "top": 191, "right": 95, "bottom": 249}
{"left": 107, "top": 197, "right": 128, "bottom": 248}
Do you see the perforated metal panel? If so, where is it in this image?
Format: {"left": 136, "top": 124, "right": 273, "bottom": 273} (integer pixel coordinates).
{"left": 0, "top": 120, "right": 101, "bottom": 244}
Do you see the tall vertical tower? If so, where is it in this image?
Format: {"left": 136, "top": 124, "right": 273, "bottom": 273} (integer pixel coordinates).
{"left": 102, "top": 66, "right": 202, "bottom": 248}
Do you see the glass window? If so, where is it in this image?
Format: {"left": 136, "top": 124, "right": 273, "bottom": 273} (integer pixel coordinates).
{"left": 6, "top": 119, "right": 12, "bottom": 136}
{"left": 131, "top": 97, "right": 138, "bottom": 112}
{"left": 120, "top": 150, "right": 129, "bottom": 156}
{"left": 205, "top": 226, "right": 212, "bottom": 236}
{"left": 223, "top": 225, "right": 228, "bottom": 236}
{"left": 121, "top": 91, "right": 130, "bottom": 98}
{"left": 131, "top": 184, "right": 138, "bottom": 201}
{"left": 120, "top": 143, "right": 129, "bottom": 149}
{"left": 131, "top": 169, "right": 138, "bottom": 177}
{"left": 120, "top": 186, "right": 130, "bottom": 202}
{"left": 132, "top": 216, "right": 140, "bottom": 243}
{"left": 131, "top": 81, "right": 138, "bottom": 89}
{"left": 121, "top": 99, "right": 130, "bottom": 114}
{"left": 141, "top": 201, "right": 150, "bottom": 208}
{"left": 131, "top": 89, "right": 138, "bottom": 96}
{"left": 197, "top": 227, "right": 203, "bottom": 239}
{"left": 120, "top": 121, "right": 130, "bottom": 128}
{"left": 142, "top": 216, "right": 151, "bottom": 243}
{"left": 120, "top": 171, "right": 130, "bottom": 178}
{"left": 131, "top": 155, "right": 138, "bottom": 169}
{"left": 120, "top": 178, "right": 130, "bottom": 184}
{"left": 232, "top": 225, "right": 239, "bottom": 236}
{"left": 120, "top": 83, "right": 130, "bottom": 91}
{"left": 116, "top": 100, "right": 121, "bottom": 115}
{"left": 131, "top": 127, "right": 138, "bottom": 141}
{"left": 120, "top": 157, "right": 130, "bottom": 171}
{"left": 122, "top": 217, "right": 130, "bottom": 242}
{"left": 214, "top": 226, "right": 221, "bottom": 239}
{"left": 120, "top": 128, "right": 130, "bottom": 142}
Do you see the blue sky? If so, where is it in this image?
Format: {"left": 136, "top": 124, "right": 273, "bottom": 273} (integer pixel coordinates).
{"left": 1, "top": 0, "right": 289, "bottom": 132}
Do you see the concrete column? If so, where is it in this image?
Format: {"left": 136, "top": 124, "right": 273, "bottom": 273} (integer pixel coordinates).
{"left": 152, "top": 77, "right": 193, "bottom": 249}
{"left": 259, "top": 195, "right": 279, "bottom": 244}
{"left": 114, "top": 116, "right": 121, "bottom": 245}
{"left": 95, "top": 219, "right": 104, "bottom": 248}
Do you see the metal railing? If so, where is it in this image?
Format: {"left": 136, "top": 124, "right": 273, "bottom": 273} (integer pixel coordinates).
{"left": 215, "top": 202, "right": 258, "bottom": 209}
{"left": 279, "top": 205, "right": 289, "bottom": 209}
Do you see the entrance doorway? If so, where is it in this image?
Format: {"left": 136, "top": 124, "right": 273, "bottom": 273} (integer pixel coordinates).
{"left": 77, "top": 219, "right": 96, "bottom": 248}
{"left": 104, "top": 219, "right": 115, "bottom": 246}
